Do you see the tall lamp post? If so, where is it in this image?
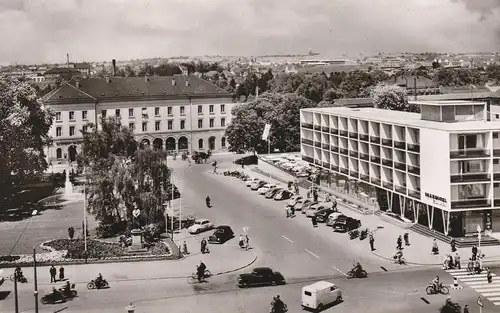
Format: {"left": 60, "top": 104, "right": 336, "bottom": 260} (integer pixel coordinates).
{"left": 33, "top": 247, "right": 39, "bottom": 313}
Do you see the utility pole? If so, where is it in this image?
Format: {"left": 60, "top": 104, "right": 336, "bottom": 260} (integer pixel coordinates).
{"left": 14, "top": 272, "right": 18, "bottom": 313}
{"left": 33, "top": 248, "right": 39, "bottom": 313}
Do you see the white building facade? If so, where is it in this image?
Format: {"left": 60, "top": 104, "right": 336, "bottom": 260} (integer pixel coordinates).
{"left": 300, "top": 101, "right": 500, "bottom": 237}
{"left": 43, "top": 75, "right": 234, "bottom": 163}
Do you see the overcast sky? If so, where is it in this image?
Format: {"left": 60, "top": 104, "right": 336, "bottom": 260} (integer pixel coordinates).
{"left": 1, "top": 0, "right": 500, "bottom": 65}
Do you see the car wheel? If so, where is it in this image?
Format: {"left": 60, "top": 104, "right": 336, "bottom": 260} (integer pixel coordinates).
{"left": 317, "top": 303, "right": 324, "bottom": 312}
{"left": 336, "top": 295, "right": 342, "bottom": 302}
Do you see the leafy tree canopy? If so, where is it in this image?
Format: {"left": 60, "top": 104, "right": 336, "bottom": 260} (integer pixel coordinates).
{"left": 373, "top": 85, "right": 419, "bottom": 112}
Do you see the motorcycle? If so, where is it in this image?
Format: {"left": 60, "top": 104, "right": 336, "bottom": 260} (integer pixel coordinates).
{"left": 10, "top": 273, "right": 28, "bottom": 283}
{"left": 41, "top": 292, "right": 66, "bottom": 305}
{"left": 57, "top": 284, "right": 78, "bottom": 298}
{"left": 359, "top": 229, "right": 368, "bottom": 241}
{"left": 87, "top": 279, "right": 109, "bottom": 290}
{"left": 270, "top": 303, "right": 288, "bottom": 313}
{"left": 347, "top": 267, "right": 368, "bottom": 279}
{"left": 349, "top": 229, "right": 360, "bottom": 240}
{"left": 425, "top": 283, "right": 449, "bottom": 295}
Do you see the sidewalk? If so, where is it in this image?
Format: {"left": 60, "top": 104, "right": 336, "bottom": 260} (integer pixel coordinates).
{"left": 1, "top": 231, "right": 257, "bottom": 287}
{"left": 241, "top": 159, "right": 500, "bottom": 266}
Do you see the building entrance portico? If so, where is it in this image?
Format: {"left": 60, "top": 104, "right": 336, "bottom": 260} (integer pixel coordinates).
{"left": 153, "top": 138, "right": 163, "bottom": 150}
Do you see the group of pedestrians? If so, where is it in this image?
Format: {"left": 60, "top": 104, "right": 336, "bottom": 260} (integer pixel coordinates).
{"left": 49, "top": 265, "right": 65, "bottom": 283}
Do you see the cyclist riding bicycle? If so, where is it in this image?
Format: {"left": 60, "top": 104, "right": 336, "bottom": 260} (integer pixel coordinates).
{"left": 197, "top": 261, "right": 207, "bottom": 282}
{"left": 432, "top": 276, "right": 440, "bottom": 292}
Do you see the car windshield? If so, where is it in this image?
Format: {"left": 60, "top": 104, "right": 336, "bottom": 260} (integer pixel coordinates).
{"left": 215, "top": 229, "right": 225, "bottom": 233}
{"left": 195, "top": 221, "right": 204, "bottom": 225}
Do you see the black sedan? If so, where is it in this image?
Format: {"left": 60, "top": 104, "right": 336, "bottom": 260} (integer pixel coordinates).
{"left": 315, "top": 208, "right": 337, "bottom": 223}
{"left": 208, "top": 225, "right": 234, "bottom": 244}
{"left": 333, "top": 217, "right": 361, "bottom": 232}
{"left": 237, "top": 267, "right": 285, "bottom": 288}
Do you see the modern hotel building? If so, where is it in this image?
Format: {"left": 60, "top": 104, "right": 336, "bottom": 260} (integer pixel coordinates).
{"left": 300, "top": 100, "right": 500, "bottom": 237}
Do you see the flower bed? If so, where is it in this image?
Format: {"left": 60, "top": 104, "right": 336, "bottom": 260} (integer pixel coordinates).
{"left": 44, "top": 239, "right": 127, "bottom": 259}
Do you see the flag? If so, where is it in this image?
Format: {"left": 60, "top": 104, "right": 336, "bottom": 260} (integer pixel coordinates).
{"left": 262, "top": 124, "right": 271, "bottom": 141}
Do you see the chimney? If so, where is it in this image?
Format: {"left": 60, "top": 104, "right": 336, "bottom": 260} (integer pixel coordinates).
{"left": 66, "top": 53, "right": 70, "bottom": 68}
{"left": 112, "top": 59, "right": 116, "bottom": 76}
{"left": 171, "top": 78, "right": 176, "bottom": 86}
{"left": 105, "top": 76, "right": 110, "bottom": 83}
{"left": 144, "top": 75, "right": 149, "bottom": 82}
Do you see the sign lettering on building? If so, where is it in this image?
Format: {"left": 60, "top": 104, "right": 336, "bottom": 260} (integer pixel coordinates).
{"left": 424, "top": 192, "right": 447, "bottom": 208}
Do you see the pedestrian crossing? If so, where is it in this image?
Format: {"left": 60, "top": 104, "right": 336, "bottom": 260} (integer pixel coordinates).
{"left": 446, "top": 267, "right": 500, "bottom": 306}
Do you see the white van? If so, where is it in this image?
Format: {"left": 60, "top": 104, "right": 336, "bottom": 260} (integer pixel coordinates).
{"left": 301, "top": 281, "right": 342, "bottom": 311}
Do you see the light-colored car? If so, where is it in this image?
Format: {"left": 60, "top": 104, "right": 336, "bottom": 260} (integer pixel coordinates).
{"left": 306, "top": 202, "right": 335, "bottom": 217}
{"left": 287, "top": 195, "right": 303, "bottom": 207}
{"left": 187, "top": 219, "right": 214, "bottom": 234}
{"left": 326, "top": 212, "right": 345, "bottom": 226}
{"left": 301, "top": 281, "right": 342, "bottom": 311}
{"left": 251, "top": 180, "right": 267, "bottom": 190}
{"left": 245, "top": 178, "right": 260, "bottom": 187}
{"left": 258, "top": 183, "right": 279, "bottom": 195}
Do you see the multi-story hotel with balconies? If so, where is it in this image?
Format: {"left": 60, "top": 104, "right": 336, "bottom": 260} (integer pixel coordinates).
{"left": 300, "top": 100, "right": 500, "bottom": 237}
{"left": 42, "top": 75, "right": 233, "bottom": 163}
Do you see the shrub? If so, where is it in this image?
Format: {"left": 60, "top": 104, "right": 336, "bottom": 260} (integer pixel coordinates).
{"left": 45, "top": 239, "right": 126, "bottom": 259}
{"left": 0, "top": 255, "right": 21, "bottom": 262}
{"left": 95, "top": 221, "right": 128, "bottom": 238}
{"left": 150, "top": 241, "right": 171, "bottom": 255}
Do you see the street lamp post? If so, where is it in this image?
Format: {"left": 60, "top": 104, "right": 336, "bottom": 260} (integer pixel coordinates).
{"left": 33, "top": 248, "right": 39, "bottom": 313}
{"left": 14, "top": 272, "right": 18, "bottom": 313}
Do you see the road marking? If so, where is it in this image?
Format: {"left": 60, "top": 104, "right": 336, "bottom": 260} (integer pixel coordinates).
{"left": 305, "top": 249, "right": 320, "bottom": 259}
{"left": 281, "top": 235, "right": 294, "bottom": 243}
{"left": 332, "top": 265, "right": 347, "bottom": 277}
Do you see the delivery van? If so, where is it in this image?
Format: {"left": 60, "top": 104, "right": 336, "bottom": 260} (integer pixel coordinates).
{"left": 301, "top": 281, "right": 342, "bottom": 311}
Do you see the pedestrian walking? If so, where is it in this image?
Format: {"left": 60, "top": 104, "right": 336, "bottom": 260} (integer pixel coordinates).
{"left": 454, "top": 253, "right": 461, "bottom": 269}
{"left": 311, "top": 215, "right": 318, "bottom": 228}
{"left": 290, "top": 206, "right": 295, "bottom": 217}
{"left": 369, "top": 233, "right": 375, "bottom": 251}
{"left": 432, "top": 239, "right": 439, "bottom": 255}
{"left": 397, "top": 235, "right": 403, "bottom": 250}
{"left": 201, "top": 238, "right": 208, "bottom": 254}
{"left": 487, "top": 268, "right": 493, "bottom": 283}
{"left": 313, "top": 190, "right": 318, "bottom": 202}
{"left": 182, "top": 241, "right": 189, "bottom": 255}
{"left": 59, "top": 266, "right": 65, "bottom": 281}
{"left": 450, "top": 238, "right": 456, "bottom": 252}
{"left": 285, "top": 206, "right": 290, "bottom": 218}
{"left": 403, "top": 232, "right": 410, "bottom": 246}
{"left": 245, "top": 234, "right": 249, "bottom": 251}
{"left": 472, "top": 245, "right": 478, "bottom": 260}
{"left": 463, "top": 304, "right": 469, "bottom": 313}
{"left": 467, "top": 258, "right": 474, "bottom": 275}
{"left": 49, "top": 265, "right": 57, "bottom": 283}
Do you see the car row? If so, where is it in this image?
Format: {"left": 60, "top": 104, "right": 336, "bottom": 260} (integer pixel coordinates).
{"left": 187, "top": 220, "right": 235, "bottom": 244}
{"left": 248, "top": 180, "right": 294, "bottom": 201}
{"left": 264, "top": 154, "right": 314, "bottom": 178}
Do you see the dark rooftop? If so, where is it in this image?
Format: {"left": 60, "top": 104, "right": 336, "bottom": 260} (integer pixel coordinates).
{"left": 43, "top": 75, "right": 231, "bottom": 104}
{"left": 45, "top": 67, "right": 82, "bottom": 75}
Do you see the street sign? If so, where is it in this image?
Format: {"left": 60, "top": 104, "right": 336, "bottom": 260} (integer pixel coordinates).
{"left": 262, "top": 124, "right": 271, "bottom": 141}
{"left": 477, "top": 296, "right": 483, "bottom": 307}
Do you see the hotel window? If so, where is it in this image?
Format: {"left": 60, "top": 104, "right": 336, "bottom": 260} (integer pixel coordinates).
{"left": 221, "top": 137, "right": 226, "bottom": 147}
{"left": 56, "top": 127, "right": 62, "bottom": 137}
{"left": 458, "top": 184, "right": 486, "bottom": 199}
{"left": 198, "top": 119, "right": 203, "bottom": 128}
{"left": 82, "top": 110, "right": 88, "bottom": 120}
{"left": 115, "top": 109, "right": 121, "bottom": 118}
{"left": 128, "top": 108, "right": 134, "bottom": 117}
{"left": 168, "top": 120, "right": 173, "bottom": 130}
{"left": 155, "top": 121, "right": 160, "bottom": 131}
{"left": 69, "top": 111, "right": 75, "bottom": 121}
{"left": 167, "top": 106, "right": 173, "bottom": 115}
{"left": 101, "top": 109, "right": 107, "bottom": 117}
{"left": 56, "top": 148, "right": 62, "bottom": 159}
{"left": 180, "top": 120, "right": 185, "bottom": 130}
{"left": 209, "top": 118, "right": 214, "bottom": 128}
{"left": 494, "top": 133, "right": 499, "bottom": 139}
{"left": 69, "top": 126, "right": 75, "bottom": 136}
{"left": 198, "top": 105, "right": 203, "bottom": 114}
{"left": 129, "top": 123, "right": 135, "bottom": 130}
{"left": 56, "top": 112, "right": 61, "bottom": 121}
{"left": 155, "top": 107, "right": 160, "bottom": 116}
{"left": 209, "top": 105, "right": 214, "bottom": 114}
{"left": 82, "top": 125, "right": 88, "bottom": 133}
{"left": 180, "top": 106, "right": 185, "bottom": 115}
{"left": 221, "top": 118, "right": 226, "bottom": 127}
{"left": 220, "top": 104, "right": 225, "bottom": 113}
{"left": 142, "top": 108, "right": 148, "bottom": 118}
{"left": 142, "top": 122, "right": 147, "bottom": 132}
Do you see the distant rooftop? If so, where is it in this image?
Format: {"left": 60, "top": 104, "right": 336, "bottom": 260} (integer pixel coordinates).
{"left": 411, "top": 100, "right": 484, "bottom": 106}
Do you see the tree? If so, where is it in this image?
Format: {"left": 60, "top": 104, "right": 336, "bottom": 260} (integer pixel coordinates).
{"left": 225, "top": 104, "right": 266, "bottom": 154}
{"left": 373, "top": 85, "right": 419, "bottom": 112}
{"left": 439, "top": 299, "right": 461, "bottom": 313}
{"left": 0, "top": 76, "right": 54, "bottom": 185}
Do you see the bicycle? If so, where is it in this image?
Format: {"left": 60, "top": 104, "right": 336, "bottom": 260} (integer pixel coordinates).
{"left": 187, "top": 269, "right": 212, "bottom": 284}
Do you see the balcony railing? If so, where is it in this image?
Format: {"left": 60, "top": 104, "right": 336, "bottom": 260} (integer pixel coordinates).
{"left": 394, "top": 162, "right": 406, "bottom": 171}
{"left": 394, "top": 141, "right": 406, "bottom": 149}
{"left": 450, "top": 173, "right": 491, "bottom": 183}
{"left": 349, "top": 151, "right": 359, "bottom": 158}
{"left": 314, "top": 142, "right": 321, "bottom": 148}
{"left": 349, "top": 132, "right": 358, "bottom": 139}
{"left": 407, "top": 144, "right": 420, "bottom": 153}
{"left": 301, "top": 123, "right": 313, "bottom": 129}
{"left": 321, "top": 126, "right": 329, "bottom": 132}
{"left": 370, "top": 156, "right": 380, "bottom": 163}
{"left": 451, "top": 199, "right": 491, "bottom": 209}
{"left": 340, "top": 168, "right": 349, "bottom": 175}
{"left": 359, "top": 134, "right": 369, "bottom": 142}
{"left": 330, "top": 146, "right": 339, "bottom": 153}
{"left": 359, "top": 153, "right": 369, "bottom": 161}
{"left": 408, "top": 166, "right": 420, "bottom": 175}
{"left": 322, "top": 143, "right": 329, "bottom": 150}
{"left": 360, "top": 174, "right": 370, "bottom": 182}
{"left": 314, "top": 125, "right": 321, "bottom": 131}
{"left": 339, "top": 130, "right": 348, "bottom": 137}
{"left": 331, "top": 165, "right": 339, "bottom": 172}
{"left": 408, "top": 189, "right": 420, "bottom": 199}
{"left": 450, "top": 149, "right": 490, "bottom": 159}
{"left": 350, "top": 171, "right": 359, "bottom": 178}
{"left": 330, "top": 129, "right": 338, "bottom": 135}
{"left": 339, "top": 148, "right": 348, "bottom": 155}
{"left": 370, "top": 136, "right": 381, "bottom": 144}
{"left": 322, "top": 162, "right": 331, "bottom": 169}
{"left": 371, "top": 178, "right": 381, "bottom": 186}
{"left": 382, "top": 158, "right": 393, "bottom": 167}
{"left": 302, "top": 139, "right": 313, "bottom": 146}
{"left": 382, "top": 181, "right": 394, "bottom": 189}
{"left": 381, "top": 139, "right": 392, "bottom": 147}
{"left": 395, "top": 185, "right": 407, "bottom": 194}
{"left": 494, "top": 149, "right": 500, "bottom": 157}
{"left": 302, "top": 156, "right": 314, "bottom": 163}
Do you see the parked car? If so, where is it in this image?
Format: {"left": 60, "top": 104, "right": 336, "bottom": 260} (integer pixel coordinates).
{"left": 208, "top": 225, "right": 234, "bottom": 244}
{"left": 251, "top": 180, "right": 267, "bottom": 190}
{"left": 287, "top": 195, "right": 303, "bottom": 207}
{"left": 293, "top": 198, "right": 311, "bottom": 211}
{"left": 326, "top": 213, "right": 346, "bottom": 226}
{"left": 296, "top": 171, "right": 310, "bottom": 177}
{"left": 333, "top": 217, "right": 361, "bottom": 232}
{"left": 258, "top": 183, "right": 279, "bottom": 195}
{"left": 265, "top": 187, "right": 283, "bottom": 199}
{"left": 187, "top": 219, "right": 214, "bottom": 234}
{"left": 237, "top": 267, "right": 285, "bottom": 288}
{"left": 301, "top": 200, "right": 317, "bottom": 213}
{"left": 274, "top": 189, "right": 292, "bottom": 201}
{"left": 301, "top": 281, "right": 342, "bottom": 311}
{"left": 245, "top": 178, "right": 260, "bottom": 187}
{"left": 315, "top": 208, "right": 337, "bottom": 223}
{"left": 306, "top": 202, "right": 332, "bottom": 217}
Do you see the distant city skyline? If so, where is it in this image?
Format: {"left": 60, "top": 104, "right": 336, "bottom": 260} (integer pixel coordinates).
{"left": 1, "top": 0, "right": 500, "bottom": 65}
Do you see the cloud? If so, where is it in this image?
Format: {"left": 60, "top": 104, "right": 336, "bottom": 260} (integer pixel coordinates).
{"left": 0, "top": 0, "right": 498, "bottom": 65}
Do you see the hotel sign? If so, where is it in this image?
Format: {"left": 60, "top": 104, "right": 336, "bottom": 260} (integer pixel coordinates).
{"left": 424, "top": 192, "right": 447, "bottom": 208}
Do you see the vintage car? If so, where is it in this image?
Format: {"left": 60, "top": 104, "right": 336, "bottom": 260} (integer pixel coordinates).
{"left": 208, "top": 225, "right": 234, "bottom": 244}
{"left": 187, "top": 219, "right": 215, "bottom": 234}
{"left": 237, "top": 267, "right": 285, "bottom": 288}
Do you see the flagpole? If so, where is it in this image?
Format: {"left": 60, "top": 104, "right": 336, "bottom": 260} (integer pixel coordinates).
{"left": 83, "top": 178, "right": 87, "bottom": 263}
